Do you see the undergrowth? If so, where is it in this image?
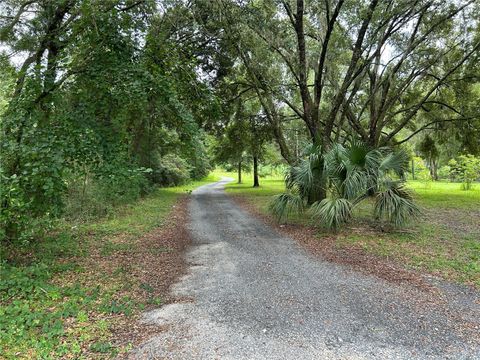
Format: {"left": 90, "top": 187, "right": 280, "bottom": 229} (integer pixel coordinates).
{"left": 0, "top": 173, "right": 218, "bottom": 359}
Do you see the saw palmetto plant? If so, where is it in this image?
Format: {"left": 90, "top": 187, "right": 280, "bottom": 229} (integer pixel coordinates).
{"left": 270, "top": 142, "right": 420, "bottom": 230}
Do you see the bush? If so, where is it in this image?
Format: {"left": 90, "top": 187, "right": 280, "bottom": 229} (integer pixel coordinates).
{"left": 186, "top": 141, "right": 211, "bottom": 180}
{"left": 63, "top": 162, "right": 152, "bottom": 221}
{"left": 95, "top": 163, "right": 151, "bottom": 204}
{"left": 153, "top": 154, "right": 191, "bottom": 186}
{"left": 188, "top": 152, "right": 211, "bottom": 180}
{"left": 438, "top": 165, "right": 452, "bottom": 180}
{"left": 1, "top": 127, "right": 66, "bottom": 243}
{"left": 63, "top": 171, "right": 110, "bottom": 220}
{"left": 270, "top": 142, "right": 419, "bottom": 230}
{"left": 448, "top": 155, "right": 480, "bottom": 190}
{"left": 412, "top": 156, "right": 432, "bottom": 188}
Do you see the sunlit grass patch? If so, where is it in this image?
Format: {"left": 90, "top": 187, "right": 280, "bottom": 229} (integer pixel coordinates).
{"left": 407, "top": 180, "right": 480, "bottom": 209}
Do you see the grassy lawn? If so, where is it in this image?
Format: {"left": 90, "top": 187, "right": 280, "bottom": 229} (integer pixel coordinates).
{"left": 220, "top": 170, "right": 480, "bottom": 288}
{"left": 217, "top": 170, "right": 286, "bottom": 213}
{"left": 408, "top": 180, "right": 480, "bottom": 209}
{"left": 0, "top": 173, "right": 219, "bottom": 359}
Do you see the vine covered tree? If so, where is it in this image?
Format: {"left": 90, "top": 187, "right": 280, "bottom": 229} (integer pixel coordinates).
{"left": 0, "top": 1, "right": 216, "bottom": 242}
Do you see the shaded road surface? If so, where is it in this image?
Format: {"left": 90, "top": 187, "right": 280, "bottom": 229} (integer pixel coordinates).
{"left": 133, "top": 179, "right": 480, "bottom": 359}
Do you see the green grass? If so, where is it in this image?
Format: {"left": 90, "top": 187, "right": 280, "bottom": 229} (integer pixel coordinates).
{"left": 0, "top": 173, "right": 220, "bottom": 359}
{"left": 217, "top": 170, "right": 287, "bottom": 213}
{"left": 220, "top": 170, "right": 480, "bottom": 288}
{"left": 407, "top": 180, "right": 480, "bottom": 209}
{"left": 77, "top": 172, "right": 219, "bottom": 239}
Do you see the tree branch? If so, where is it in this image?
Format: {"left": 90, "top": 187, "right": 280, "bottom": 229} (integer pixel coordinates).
{"left": 384, "top": 40, "right": 480, "bottom": 144}
{"left": 395, "top": 117, "right": 477, "bottom": 144}
{"left": 314, "top": 0, "right": 344, "bottom": 107}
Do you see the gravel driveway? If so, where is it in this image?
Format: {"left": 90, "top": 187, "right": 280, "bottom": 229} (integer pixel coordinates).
{"left": 132, "top": 179, "right": 480, "bottom": 359}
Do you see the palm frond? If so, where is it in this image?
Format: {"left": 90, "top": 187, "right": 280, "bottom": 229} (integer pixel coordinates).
{"left": 309, "top": 197, "right": 353, "bottom": 230}
{"left": 379, "top": 148, "right": 410, "bottom": 177}
{"left": 342, "top": 168, "right": 368, "bottom": 199}
{"left": 294, "top": 161, "right": 314, "bottom": 198}
{"left": 364, "top": 148, "right": 382, "bottom": 171}
{"left": 269, "top": 193, "right": 305, "bottom": 222}
{"left": 302, "top": 143, "right": 321, "bottom": 157}
{"left": 323, "top": 143, "right": 346, "bottom": 174}
{"left": 285, "top": 165, "right": 301, "bottom": 190}
{"left": 346, "top": 140, "right": 370, "bottom": 167}
{"left": 374, "top": 184, "right": 420, "bottom": 227}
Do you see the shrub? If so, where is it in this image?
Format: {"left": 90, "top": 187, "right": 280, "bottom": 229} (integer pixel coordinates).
{"left": 449, "top": 155, "right": 480, "bottom": 190}
{"left": 438, "top": 165, "right": 452, "bottom": 180}
{"left": 447, "top": 159, "right": 461, "bottom": 181}
{"left": 0, "top": 127, "right": 66, "bottom": 243}
{"left": 188, "top": 152, "right": 211, "bottom": 180}
{"left": 412, "top": 156, "right": 432, "bottom": 188}
{"left": 63, "top": 162, "right": 152, "bottom": 220}
{"left": 270, "top": 142, "right": 420, "bottom": 230}
{"left": 186, "top": 141, "right": 211, "bottom": 180}
{"left": 95, "top": 163, "right": 151, "bottom": 204}
{"left": 153, "top": 154, "right": 191, "bottom": 186}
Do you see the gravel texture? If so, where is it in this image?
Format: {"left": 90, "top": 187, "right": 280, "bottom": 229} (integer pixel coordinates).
{"left": 131, "top": 179, "right": 480, "bottom": 360}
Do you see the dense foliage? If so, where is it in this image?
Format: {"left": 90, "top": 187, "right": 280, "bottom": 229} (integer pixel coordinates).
{"left": 447, "top": 155, "right": 480, "bottom": 190}
{"left": 0, "top": 1, "right": 217, "bottom": 242}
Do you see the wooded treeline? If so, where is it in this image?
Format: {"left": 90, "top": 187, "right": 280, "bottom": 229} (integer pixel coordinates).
{"left": 0, "top": 0, "right": 219, "bottom": 242}
{"left": 1, "top": 0, "right": 479, "bottom": 241}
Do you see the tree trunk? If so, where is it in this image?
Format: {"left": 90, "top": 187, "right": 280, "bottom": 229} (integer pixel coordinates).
{"left": 307, "top": 183, "right": 326, "bottom": 205}
{"left": 271, "top": 119, "right": 294, "bottom": 165}
{"left": 253, "top": 156, "right": 260, "bottom": 187}
{"left": 306, "top": 164, "right": 327, "bottom": 204}
{"left": 238, "top": 161, "right": 242, "bottom": 184}
{"left": 431, "top": 158, "right": 438, "bottom": 181}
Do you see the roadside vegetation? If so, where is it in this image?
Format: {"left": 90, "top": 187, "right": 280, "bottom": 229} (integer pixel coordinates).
{"left": 0, "top": 174, "right": 218, "bottom": 359}
{"left": 222, "top": 170, "right": 480, "bottom": 288}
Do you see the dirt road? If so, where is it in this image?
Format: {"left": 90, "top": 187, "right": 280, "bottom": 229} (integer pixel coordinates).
{"left": 132, "top": 179, "right": 480, "bottom": 359}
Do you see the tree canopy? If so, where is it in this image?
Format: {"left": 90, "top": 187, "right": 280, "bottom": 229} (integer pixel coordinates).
{"left": 1, "top": 0, "right": 479, "bottom": 241}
